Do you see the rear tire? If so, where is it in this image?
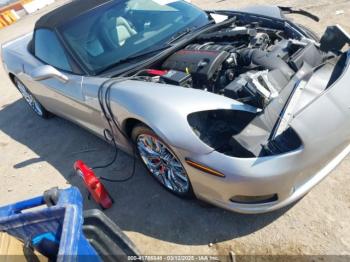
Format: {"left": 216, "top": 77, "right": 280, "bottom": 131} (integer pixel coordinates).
{"left": 132, "top": 124, "right": 193, "bottom": 198}
{"left": 14, "top": 77, "right": 51, "bottom": 119}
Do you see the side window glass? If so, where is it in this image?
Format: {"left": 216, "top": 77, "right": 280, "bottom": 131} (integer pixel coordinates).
{"left": 35, "top": 29, "right": 71, "bottom": 71}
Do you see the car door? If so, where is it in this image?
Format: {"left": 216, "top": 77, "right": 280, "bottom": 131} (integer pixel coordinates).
{"left": 22, "top": 29, "right": 104, "bottom": 136}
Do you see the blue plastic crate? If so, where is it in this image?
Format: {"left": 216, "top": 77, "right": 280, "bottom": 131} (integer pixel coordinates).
{"left": 0, "top": 187, "right": 99, "bottom": 262}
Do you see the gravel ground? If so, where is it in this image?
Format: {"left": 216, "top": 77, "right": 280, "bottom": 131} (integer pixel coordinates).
{"left": 0, "top": 0, "right": 349, "bottom": 259}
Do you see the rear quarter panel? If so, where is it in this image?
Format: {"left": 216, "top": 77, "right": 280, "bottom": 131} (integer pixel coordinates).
{"left": 2, "top": 33, "right": 34, "bottom": 77}
{"left": 1, "top": 33, "right": 106, "bottom": 138}
{"left": 1, "top": 32, "right": 50, "bottom": 101}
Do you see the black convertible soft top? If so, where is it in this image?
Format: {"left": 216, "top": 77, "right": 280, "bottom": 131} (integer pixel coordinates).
{"left": 35, "top": 0, "right": 112, "bottom": 30}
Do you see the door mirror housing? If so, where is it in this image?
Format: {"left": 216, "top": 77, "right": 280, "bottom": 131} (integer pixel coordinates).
{"left": 30, "top": 65, "right": 69, "bottom": 83}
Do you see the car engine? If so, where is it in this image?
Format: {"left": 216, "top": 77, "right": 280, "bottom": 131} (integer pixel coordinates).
{"left": 124, "top": 17, "right": 348, "bottom": 158}
{"left": 139, "top": 23, "right": 325, "bottom": 109}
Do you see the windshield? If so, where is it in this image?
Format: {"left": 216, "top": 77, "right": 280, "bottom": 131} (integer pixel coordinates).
{"left": 59, "top": 0, "right": 209, "bottom": 74}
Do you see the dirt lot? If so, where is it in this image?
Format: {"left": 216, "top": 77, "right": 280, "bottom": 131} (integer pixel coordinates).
{"left": 0, "top": 0, "right": 349, "bottom": 258}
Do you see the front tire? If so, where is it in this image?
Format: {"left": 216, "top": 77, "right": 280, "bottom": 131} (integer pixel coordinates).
{"left": 132, "top": 125, "right": 193, "bottom": 198}
{"left": 14, "top": 77, "right": 50, "bottom": 119}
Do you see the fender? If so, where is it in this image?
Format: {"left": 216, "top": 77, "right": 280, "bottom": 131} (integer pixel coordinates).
{"left": 108, "top": 80, "right": 258, "bottom": 154}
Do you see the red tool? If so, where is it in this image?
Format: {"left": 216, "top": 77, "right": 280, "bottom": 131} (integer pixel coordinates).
{"left": 74, "top": 160, "right": 113, "bottom": 209}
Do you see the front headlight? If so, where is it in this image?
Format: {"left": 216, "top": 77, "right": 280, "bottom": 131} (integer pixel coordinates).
{"left": 187, "top": 109, "right": 256, "bottom": 157}
{"left": 187, "top": 109, "right": 302, "bottom": 158}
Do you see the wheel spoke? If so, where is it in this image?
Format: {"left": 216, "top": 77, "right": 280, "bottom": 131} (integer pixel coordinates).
{"left": 169, "top": 168, "right": 185, "bottom": 191}
{"left": 167, "top": 168, "right": 178, "bottom": 191}
{"left": 138, "top": 140, "right": 160, "bottom": 157}
{"left": 170, "top": 159, "right": 182, "bottom": 169}
{"left": 16, "top": 80, "right": 43, "bottom": 116}
{"left": 153, "top": 138, "right": 164, "bottom": 154}
{"left": 137, "top": 134, "right": 190, "bottom": 194}
{"left": 164, "top": 171, "right": 174, "bottom": 190}
{"left": 173, "top": 170, "right": 188, "bottom": 182}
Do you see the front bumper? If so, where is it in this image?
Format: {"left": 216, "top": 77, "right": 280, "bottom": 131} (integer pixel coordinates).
{"left": 181, "top": 51, "right": 350, "bottom": 214}
{"left": 183, "top": 143, "right": 350, "bottom": 214}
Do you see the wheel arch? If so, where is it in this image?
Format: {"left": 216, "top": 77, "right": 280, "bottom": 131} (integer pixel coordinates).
{"left": 123, "top": 118, "right": 145, "bottom": 138}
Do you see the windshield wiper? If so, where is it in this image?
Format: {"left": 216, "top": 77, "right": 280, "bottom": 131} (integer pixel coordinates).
{"left": 167, "top": 20, "right": 217, "bottom": 45}
{"left": 167, "top": 27, "right": 194, "bottom": 44}
{"left": 98, "top": 45, "right": 171, "bottom": 74}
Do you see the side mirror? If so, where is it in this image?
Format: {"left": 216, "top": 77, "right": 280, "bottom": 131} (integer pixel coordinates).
{"left": 30, "top": 65, "right": 69, "bottom": 83}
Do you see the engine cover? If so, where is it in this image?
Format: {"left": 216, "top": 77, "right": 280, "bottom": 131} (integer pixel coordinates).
{"left": 162, "top": 48, "right": 230, "bottom": 81}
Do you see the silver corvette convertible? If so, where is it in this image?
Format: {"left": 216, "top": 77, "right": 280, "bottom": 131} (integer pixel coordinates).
{"left": 2, "top": 0, "right": 350, "bottom": 214}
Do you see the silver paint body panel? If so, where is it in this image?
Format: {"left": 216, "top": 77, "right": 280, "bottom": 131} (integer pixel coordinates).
{"left": 2, "top": 8, "right": 350, "bottom": 213}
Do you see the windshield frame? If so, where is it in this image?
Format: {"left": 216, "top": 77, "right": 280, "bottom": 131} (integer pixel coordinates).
{"left": 57, "top": 0, "right": 210, "bottom": 76}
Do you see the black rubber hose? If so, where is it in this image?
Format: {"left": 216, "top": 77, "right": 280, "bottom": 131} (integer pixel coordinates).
{"left": 239, "top": 49, "right": 295, "bottom": 79}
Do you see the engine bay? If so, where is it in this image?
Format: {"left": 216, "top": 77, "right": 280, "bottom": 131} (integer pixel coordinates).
{"left": 128, "top": 17, "right": 348, "bottom": 157}
{"left": 136, "top": 20, "right": 325, "bottom": 109}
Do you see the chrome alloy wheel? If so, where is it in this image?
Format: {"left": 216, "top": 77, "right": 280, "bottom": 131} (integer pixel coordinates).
{"left": 136, "top": 134, "right": 190, "bottom": 194}
{"left": 16, "top": 79, "right": 44, "bottom": 116}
